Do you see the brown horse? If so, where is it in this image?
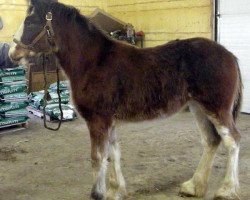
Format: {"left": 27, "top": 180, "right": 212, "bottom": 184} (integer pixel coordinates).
{"left": 9, "top": 0, "right": 242, "bottom": 199}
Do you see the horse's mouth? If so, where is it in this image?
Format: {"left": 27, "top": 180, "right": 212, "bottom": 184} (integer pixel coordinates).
{"left": 10, "top": 56, "right": 30, "bottom": 66}
{"left": 9, "top": 43, "right": 37, "bottom": 64}
{"left": 11, "top": 56, "right": 22, "bottom": 63}
{"left": 9, "top": 50, "right": 37, "bottom": 66}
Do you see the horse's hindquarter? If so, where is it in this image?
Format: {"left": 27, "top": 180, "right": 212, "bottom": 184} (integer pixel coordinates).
{"left": 179, "top": 38, "right": 240, "bottom": 113}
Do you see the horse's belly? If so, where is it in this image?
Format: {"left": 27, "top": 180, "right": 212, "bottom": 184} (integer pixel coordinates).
{"left": 114, "top": 98, "right": 187, "bottom": 122}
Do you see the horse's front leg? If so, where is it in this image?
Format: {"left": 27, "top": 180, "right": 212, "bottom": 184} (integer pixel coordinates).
{"left": 87, "top": 116, "right": 112, "bottom": 200}
{"left": 107, "top": 124, "right": 126, "bottom": 200}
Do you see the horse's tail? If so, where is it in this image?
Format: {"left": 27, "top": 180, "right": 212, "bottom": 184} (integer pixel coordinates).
{"left": 232, "top": 58, "right": 243, "bottom": 121}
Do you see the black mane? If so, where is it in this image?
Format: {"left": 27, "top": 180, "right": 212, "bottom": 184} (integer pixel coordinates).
{"left": 51, "top": 2, "right": 80, "bottom": 22}
{"left": 30, "top": 0, "right": 110, "bottom": 40}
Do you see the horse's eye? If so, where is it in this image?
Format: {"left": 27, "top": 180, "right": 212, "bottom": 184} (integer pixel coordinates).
{"left": 24, "top": 19, "right": 32, "bottom": 26}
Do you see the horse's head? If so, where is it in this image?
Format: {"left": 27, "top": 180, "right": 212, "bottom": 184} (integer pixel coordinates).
{"left": 9, "top": 0, "right": 56, "bottom": 64}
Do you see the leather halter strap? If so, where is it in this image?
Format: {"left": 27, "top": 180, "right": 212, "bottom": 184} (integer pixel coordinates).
{"left": 13, "top": 12, "right": 57, "bottom": 53}
{"left": 13, "top": 12, "right": 63, "bottom": 131}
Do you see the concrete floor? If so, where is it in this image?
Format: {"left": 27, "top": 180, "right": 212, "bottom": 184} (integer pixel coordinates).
{"left": 0, "top": 112, "right": 249, "bottom": 200}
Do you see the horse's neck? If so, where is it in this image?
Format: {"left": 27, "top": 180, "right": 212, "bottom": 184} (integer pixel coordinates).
{"left": 54, "top": 18, "right": 105, "bottom": 76}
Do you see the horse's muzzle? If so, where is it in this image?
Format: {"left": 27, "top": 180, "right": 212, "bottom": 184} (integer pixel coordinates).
{"left": 9, "top": 43, "right": 36, "bottom": 64}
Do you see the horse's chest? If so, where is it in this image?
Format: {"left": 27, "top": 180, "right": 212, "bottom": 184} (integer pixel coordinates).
{"left": 70, "top": 80, "right": 116, "bottom": 117}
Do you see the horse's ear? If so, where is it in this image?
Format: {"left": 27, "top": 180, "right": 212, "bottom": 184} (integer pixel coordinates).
{"left": 29, "top": 0, "right": 56, "bottom": 6}
{"left": 30, "top": 0, "right": 38, "bottom": 6}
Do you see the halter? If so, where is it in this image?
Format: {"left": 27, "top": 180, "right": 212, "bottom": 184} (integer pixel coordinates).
{"left": 13, "top": 12, "right": 63, "bottom": 131}
{"left": 13, "top": 12, "right": 57, "bottom": 53}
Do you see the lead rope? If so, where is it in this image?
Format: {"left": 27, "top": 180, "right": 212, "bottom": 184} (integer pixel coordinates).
{"left": 42, "top": 53, "right": 63, "bottom": 131}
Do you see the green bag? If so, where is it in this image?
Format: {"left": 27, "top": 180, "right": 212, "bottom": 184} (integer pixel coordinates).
{"left": 0, "top": 116, "right": 28, "bottom": 127}
{"left": 46, "top": 96, "right": 70, "bottom": 104}
{"left": 0, "top": 92, "right": 28, "bottom": 102}
{"left": 0, "top": 75, "right": 26, "bottom": 83}
{"left": 32, "top": 96, "right": 70, "bottom": 108}
{"left": 0, "top": 67, "right": 26, "bottom": 72}
{"left": 30, "top": 91, "right": 69, "bottom": 109}
{"left": 42, "top": 103, "right": 76, "bottom": 120}
{"left": 49, "top": 81, "right": 70, "bottom": 91}
{"left": 0, "top": 70, "right": 25, "bottom": 77}
{"left": 1, "top": 108, "right": 28, "bottom": 118}
{"left": 0, "top": 84, "right": 27, "bottom": 95}
{"left": 61, "top": 90, "right": 70, "bottom": 96}
{"left": 0, "top": 102, "right": 28, "bottom": 113}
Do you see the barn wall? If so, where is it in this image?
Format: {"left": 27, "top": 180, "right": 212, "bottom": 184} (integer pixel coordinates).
{"left": 0, "top": 0, "right": 213, "bottom": 47}
{"left": 59, "top": 0, "right": 106, "bottom": 16}
{"left": 107, "top": 0, "right": 213, "bottom": 47}
{"left": 0, "top": 0, "right": 28, "bottom": 42}
{"left": 0, "top": 0, "right": 106, "bottom": 43}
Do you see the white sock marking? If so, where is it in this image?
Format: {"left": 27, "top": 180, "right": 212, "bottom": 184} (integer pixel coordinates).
{"left": 95, "top": 158, "right": 108, "bottom": 194}
{"left": 215, "top": 126, "right": 240, "bottom": 197}
{"left": 112, "top": 143, "right": 126, "bottom": 189}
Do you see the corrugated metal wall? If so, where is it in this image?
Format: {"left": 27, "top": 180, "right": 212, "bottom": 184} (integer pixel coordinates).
{"left": 0, "top": 0, "right": 213, "bottom": 47}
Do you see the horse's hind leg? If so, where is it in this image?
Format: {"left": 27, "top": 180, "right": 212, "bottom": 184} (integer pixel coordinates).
{"left": 107, "top": 125, "right": 126, "bottom": 200}
{"left": 180, "top": 101, "right": 221, "bottom": 197}
{"left": 87, "top": 116, "right": 112, "bottom": 200}
{"left": 209, "top": 114, "right": 241, "bottom": 200}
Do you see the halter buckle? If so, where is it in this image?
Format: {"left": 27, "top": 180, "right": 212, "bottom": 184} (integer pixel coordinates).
{"left": 45, "top": 26, "right": 52, "bottom": 38}
{"left": 46, "top": 12, "right": 53, "bottom": 21}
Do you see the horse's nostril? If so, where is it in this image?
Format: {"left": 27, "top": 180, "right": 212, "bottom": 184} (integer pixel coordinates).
{"left": 10, "top": 56, "right": 22, "bottom": 64}
{"left": 13, "top": 57, "right": 21, "bottom": 61}
{"left": 29, "top": 51, "right": 36, "bottom": 56}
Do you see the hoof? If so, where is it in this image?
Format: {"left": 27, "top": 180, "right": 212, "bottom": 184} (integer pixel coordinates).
{"left": 179, "top": 178, "right": 206, "bottom": 198}
{"left": 214, "top": 196, "right": 241, "bottom": 200}
{"left": 106, "top": 192, "right": 122, "bottom": 200}
{"left": 107, "top": 187, "right": 127, "bottom": 200}
{"left": 214, "top": 190, "right": 241, "bottom": 200}
{"left": 91, "top": 190, "right": 105, "bottom": 200}
{"left": 214, "top": 184, "right": 241, "bottom": 200}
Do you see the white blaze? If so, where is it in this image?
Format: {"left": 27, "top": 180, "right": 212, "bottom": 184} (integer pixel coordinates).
{"left": 14, "top": 22, "right": 24, "bottom": 41}
{"left": 9, "top": 19, "right": 36, "bottom": 63}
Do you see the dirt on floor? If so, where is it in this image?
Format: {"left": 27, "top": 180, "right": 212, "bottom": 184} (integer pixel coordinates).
{"left": 0, "top": 112, "right": 249, "bottom": 200}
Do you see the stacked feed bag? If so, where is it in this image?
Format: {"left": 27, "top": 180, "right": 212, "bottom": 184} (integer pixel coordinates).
{"left": 0, "top": 67, "right": 29, "bottom": 128}
{"left": 29, "top": 81, "right": 76, "bottom": 121}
